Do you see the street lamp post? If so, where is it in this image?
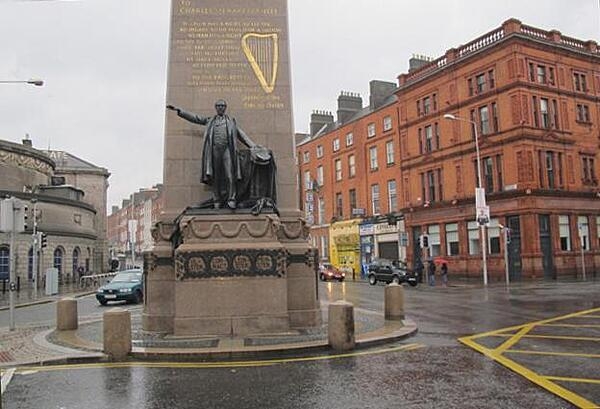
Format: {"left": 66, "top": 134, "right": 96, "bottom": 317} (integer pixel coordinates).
{"left": 444, "top": 114, "right": 489, "bottom": 286}
{"left": 0, "top": 79, "right": 44, "bottom": 87}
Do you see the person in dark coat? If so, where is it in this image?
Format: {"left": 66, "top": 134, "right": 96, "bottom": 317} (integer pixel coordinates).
{"left": 428, "top": 260, "right": 436, "bottom": 286}
{"left": 167, "top": 100, "right": 257, "bottom": 209}
{"left": 441, "top": 262, "right": 448, "bottom": 287}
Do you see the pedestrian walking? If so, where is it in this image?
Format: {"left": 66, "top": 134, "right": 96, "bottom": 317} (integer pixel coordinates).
{"left": 441, "top": 262, "right": 448, "bottom": 287}
{"left": 415, "top": 259, "right": 424, "bottom": 283}
{"left": 428, "top": 261, "right": 436, "bottom": 286}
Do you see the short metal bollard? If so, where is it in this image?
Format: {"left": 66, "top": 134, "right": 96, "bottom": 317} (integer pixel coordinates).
{"left": 328, "top": 301, "right": 355, "bottom": 351}
{"left": 56, "top": 298, "right": 78, "bottom": 331}
{"left": 385, "top": 283, "right": 405, "bottom": 321}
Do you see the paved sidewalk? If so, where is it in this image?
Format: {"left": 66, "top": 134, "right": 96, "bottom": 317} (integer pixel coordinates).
{"left": 0, "top": 282, "right": 97, "bottom": 311}
{"left": 0, "top": 326, "right": 102, "bottom": 367}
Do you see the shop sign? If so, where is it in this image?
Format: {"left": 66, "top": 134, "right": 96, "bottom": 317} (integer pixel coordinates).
{"left": 359, "top": 224, "right": 374, "bottom": 236}
{"left": 375, "top": 223, "right": 398, "bottom": 235}
{"left": 352, "top": 208, "right": 366, "bottom": 217}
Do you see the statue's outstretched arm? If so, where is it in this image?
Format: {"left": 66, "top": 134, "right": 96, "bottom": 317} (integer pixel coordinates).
{"left": 237, "top": 127, "right": 257, "bottom": 148}
{"left": 166, "top": 104, "right": 208, "bottom": 126}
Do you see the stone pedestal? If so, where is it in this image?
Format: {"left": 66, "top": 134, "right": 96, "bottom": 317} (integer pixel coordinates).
{"left": 143, "top": 211, "right": 320, "bottom": 336}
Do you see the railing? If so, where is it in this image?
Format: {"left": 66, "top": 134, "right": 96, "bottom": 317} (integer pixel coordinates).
{"left": 456, "top": 27, "right": 505, "bottom": 58}
{"left": 403, "top": 21, "right": 599, "bottom": 86}
{"left": 79, "top": 272, "right": 117, "bottom": 289}
{"left": 520, "top": 24, "right": 547, "bottom": 40}
{"left": 404, "top": 55, "right": 447, "bottom": 83}
{"left": 560, "top": 35, "right": 587, "bottom": 51}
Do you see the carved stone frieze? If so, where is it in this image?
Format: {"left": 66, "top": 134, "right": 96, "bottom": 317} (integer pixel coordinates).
{"left": 277, "top": 217, "right": 310, "bottom": 241}
{"left": 175, "top": 248, "right": 287, "bottom": 280}
{"left": 286, "top": 247, "right": 319, "bottom": 269}
{"left": 151, "top": 221, "right": 176, "bottom": 243}
{"left": 179, "top": 215, "right": 280, "bottom": 242}
{"left": 0, "top": 150, "right": 53, "bottom": 175}
{"left": 144, "top": 252, "right": 174, "bottom": 274}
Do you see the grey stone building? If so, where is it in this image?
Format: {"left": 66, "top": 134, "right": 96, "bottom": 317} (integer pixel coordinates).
{"left": 0, "top": 138, "right": 110, "bottom": 285}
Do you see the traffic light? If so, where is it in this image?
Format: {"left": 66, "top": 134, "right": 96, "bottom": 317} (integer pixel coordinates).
{"left": 22, "top": 204, "right": 28, "bottom": 231}
{"left": 40, "top": 232, "right": 48, "bottom": 249}
{"left": 420, "top": 234, "right": 430, "bottom": 249}
{"left": 505, "top": 228, "right": 511, "bottom": 244}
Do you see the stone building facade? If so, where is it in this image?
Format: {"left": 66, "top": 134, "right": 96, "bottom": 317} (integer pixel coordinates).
{"left": 0, "top": 138, "right": 109, "bottom": 284}
{"left": 297, "top": 19, "right": 600, "bottom": 281}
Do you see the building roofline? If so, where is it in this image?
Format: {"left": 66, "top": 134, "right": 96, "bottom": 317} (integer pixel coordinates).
{"left": 46, "top": 150, "right": 110, "bottom": 177}
{"left": 397, "top": 18, "right": 600, "bottom": 91}
{"left": 0, "top": 139, "right": 56, "bottom": 169}
{"left": 299, "top": 96, "right": 398, "bottom": 146}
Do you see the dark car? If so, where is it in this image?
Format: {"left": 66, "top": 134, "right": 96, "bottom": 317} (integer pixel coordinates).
{"left": 367, "top": 259, "right": 418, "bottom": 287}
{"left": 96, "top": 270, "right": 143, "bottom": 306}
{"left": 318, "top": 263, "right": 345, "bottom": 282}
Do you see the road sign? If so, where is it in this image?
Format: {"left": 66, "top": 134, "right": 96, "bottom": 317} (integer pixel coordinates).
{"left": 352, "top": 208, "right": 366, "bottom": 217}
{"left": 476, "top": 205, "right": 490, "bottom": 226}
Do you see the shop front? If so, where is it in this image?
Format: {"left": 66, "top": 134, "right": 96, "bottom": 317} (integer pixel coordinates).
{"left": 359, "top": 223, "right": 375, "bottom": 279}
{"left": 329, "top": 219, "right": 361, "bottom": 280}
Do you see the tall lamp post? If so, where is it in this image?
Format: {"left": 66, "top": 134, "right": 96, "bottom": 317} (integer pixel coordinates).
{"left": 444, "top": 114, "right": 489, "bottom": 286}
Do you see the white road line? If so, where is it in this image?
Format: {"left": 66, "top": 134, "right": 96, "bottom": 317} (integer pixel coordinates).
{"left": 1, "top": 367, "right": 15, "bottom": 394}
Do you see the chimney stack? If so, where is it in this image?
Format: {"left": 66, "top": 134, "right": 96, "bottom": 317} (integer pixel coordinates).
{"left": 409, "top": 54, "right": 434, "bottom": 72}
{"left": 369, "top": 80, "right": 396, "bottom": 110}
{"left": 310, "top": 110, "right": 334, "bottom": 136}
{"left": 22, "top": 133, "right": 32, "bottom": 147}
{"left": 337, "top": 91, "right": 362, "bottom": 125}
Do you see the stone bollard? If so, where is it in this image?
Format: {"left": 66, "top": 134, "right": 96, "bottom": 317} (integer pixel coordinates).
{"left": 56, "top": 298, "right": 78, "bottom": 331}
{"left": 103, "top": 308, "right": 131, "bottom": 361}
{"left": 328, "top": 301, "right": 355, "bottom": 351}
{"left": 385, "top": 283, "right": 405, "bottom": 321}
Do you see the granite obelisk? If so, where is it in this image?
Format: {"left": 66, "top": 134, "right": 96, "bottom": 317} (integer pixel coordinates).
{"left": 143, "top": 0, "right": 321, "bottom": 335}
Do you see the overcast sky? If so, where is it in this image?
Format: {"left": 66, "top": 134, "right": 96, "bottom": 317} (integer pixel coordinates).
{"left": 0, "top": 0, "right": 598, "bottom": 210}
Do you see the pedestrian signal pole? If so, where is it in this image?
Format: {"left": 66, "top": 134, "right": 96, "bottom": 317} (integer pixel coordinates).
{"left": 0, "top": 197, "right": 26, "bottom": 331}
{"left": 31, "top": 199, "right": 38, "bottom": 299}
{"left": 500, "top": 224, "right": 510, "bottom": 286}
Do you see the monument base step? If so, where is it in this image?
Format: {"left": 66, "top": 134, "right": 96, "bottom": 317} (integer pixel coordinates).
{"left": 174, "top": 313, "right": 290, "bottom": 336}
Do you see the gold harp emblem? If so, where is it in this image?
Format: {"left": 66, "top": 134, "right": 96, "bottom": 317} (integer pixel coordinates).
{"left": 242, "top": 33, "right": 279, "bottom": 94}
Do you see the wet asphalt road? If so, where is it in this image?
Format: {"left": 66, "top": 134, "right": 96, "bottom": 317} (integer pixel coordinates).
{"left": 0, "top": 292, "right": 142, "bottom": 328}
{"left": 3, "top": 280, "right": 600, "bottom": 408}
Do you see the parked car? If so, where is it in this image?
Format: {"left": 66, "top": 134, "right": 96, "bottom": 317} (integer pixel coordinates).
{"left": 318, "top": 263, "right": 345, "bottom": 282}
{"left": 96, "top": 269, "right": 143, "bottom": 306}
{"left": 367, "top": 259, "right": 418, "bottom": 287}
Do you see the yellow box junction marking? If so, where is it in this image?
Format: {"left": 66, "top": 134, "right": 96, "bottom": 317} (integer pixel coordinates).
{"left": 459, "top": 307, "right": 600, "bottom": 409}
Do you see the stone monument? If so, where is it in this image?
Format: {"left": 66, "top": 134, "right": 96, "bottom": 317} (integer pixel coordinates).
{"left": 143, "top": 0, "right": 321, "bottom": 336}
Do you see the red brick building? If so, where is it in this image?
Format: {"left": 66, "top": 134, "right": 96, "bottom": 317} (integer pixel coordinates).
{"left": 107, "top": 185, "right": 164, "bottom": 269}
{"left": 297, "top": 19, "right": 600, "bottom": 281}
